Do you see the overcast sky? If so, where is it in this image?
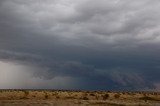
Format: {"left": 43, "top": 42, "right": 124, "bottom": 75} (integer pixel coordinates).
{"left": 0, "top": 0, "right": 160, "bottom": 90}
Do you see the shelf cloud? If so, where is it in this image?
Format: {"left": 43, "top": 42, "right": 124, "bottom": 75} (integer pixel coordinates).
{"left": 0, "top": 0, "right": 160, "bottom": 90}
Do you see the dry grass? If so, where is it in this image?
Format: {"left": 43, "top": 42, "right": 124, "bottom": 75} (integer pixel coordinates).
{"left": 0, "top": 90, "right": 160, "bottom": 106}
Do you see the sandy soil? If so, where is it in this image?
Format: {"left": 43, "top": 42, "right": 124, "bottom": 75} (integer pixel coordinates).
{"left": 0, "top": 90, "right": 160, "bottom": 106}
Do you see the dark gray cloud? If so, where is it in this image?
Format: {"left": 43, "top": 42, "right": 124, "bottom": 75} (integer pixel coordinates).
{"left": 0, "top": 0, "right": 160, "bottom": 90}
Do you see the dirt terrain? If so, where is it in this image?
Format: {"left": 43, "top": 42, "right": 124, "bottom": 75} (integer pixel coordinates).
{"left": 0, "top": 90, "right": 160, "bottom": 106}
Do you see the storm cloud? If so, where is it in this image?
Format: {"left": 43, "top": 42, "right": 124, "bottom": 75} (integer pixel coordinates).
{"left": 0, "top": 0, "right": 160, "bottom": 90}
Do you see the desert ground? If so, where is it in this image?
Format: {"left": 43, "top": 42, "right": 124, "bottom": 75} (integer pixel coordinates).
{"left": 0, "top": 90, "right": 160, "bottom": 106}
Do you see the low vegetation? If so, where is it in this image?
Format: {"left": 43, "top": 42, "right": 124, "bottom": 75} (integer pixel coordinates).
{"left": 102, "top": 93, "right": 109, "bottom": 100}
{"left": 0, "top": 90, "right": 160, "bottom": 106}
{"left": 114, "top": 93, "right": 120, "bottom": 99}
{"left": 139, "top": 96, "right": 160, "bottom": 102}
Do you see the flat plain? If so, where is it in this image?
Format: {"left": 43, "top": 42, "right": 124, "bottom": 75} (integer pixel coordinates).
{"left": 0, "top": 90, "right": 160, "bottom": 106}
